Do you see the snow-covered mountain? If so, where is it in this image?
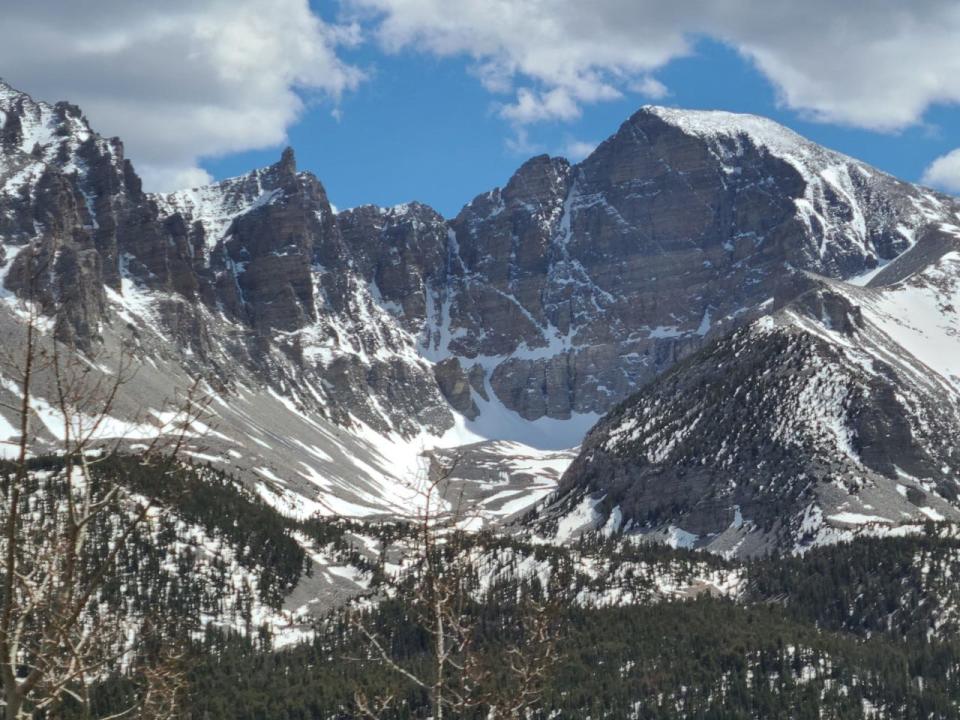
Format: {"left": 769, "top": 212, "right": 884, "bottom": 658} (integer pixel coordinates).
{"left": 546, "top": 222, "right": 960, "bottom": 556}
{"left": 2, "top": 77, "right": 959, "bottom": 531}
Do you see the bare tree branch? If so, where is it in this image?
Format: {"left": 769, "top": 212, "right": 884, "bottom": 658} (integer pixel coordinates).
{"left": 349, "top": 449, "right": 561, "bottom": 719}
{"left": 0, "top": 254, "right": 203, "bottom": 720}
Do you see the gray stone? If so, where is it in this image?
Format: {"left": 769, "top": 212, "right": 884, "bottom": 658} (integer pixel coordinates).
{"left": 433, "top": 357, "right": 479, "bottom": 420}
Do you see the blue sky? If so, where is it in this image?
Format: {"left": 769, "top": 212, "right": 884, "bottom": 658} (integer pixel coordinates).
{"left": 3, "top": 1, "right": 959, "bottom": 212}
{"left": 205, "top": 36, "right": 960, "bottom": 218}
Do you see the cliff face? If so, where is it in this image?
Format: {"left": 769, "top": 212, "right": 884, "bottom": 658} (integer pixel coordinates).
{"left": 422, "top": 107, "right": 946, "bottom": 422}
{"left": 0, "top": 82, "right": 191, "bottom": 347}
{"left": 2, "top": 78, "right": 958, "bottom": 447}
{"left": 337, "top": 107, "right": 952, "bottom": 425}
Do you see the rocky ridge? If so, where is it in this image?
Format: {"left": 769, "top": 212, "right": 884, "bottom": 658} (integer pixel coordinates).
{"left": 154, "top": 104, "right": 960, "bottom": 427}
{"left": 2, "top": 77, "right": 960, "bottom": 533}
{"left": 546, "top": 223, "right": 960, "bottom": 556}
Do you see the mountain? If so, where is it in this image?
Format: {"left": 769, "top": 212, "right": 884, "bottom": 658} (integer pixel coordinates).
{"left": 547, "top": 221, "right": 960, "bottom": 556}
{"left": 8, "top": 77, "right": 960, "bottom": 719}
{"left": 2, "top": 77, "right": 959, "bottom": 525}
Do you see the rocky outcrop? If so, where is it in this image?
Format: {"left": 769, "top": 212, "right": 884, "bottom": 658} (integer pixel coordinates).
{"left": 0, "top": 81, "right": 207, "bottom": 347}
{"left": 433, "top": 357, "right": 479, "bottom": 420}
{"left": 215, "top": 150, "right": 328, "bottom": 331}
{"left": 3, "top": 78, "right": 959, "bottom": 443}
{"left": 338, "top": 202, "right": 449, "bottom": 333}
{"left": 547, "top": 228, "right": 960, "bottom": 556}
{"left": 425, "top": 107, "right": 950, "bottom": 420}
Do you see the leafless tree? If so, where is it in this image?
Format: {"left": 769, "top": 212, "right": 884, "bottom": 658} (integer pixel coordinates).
{"left": 351, "top": 453, "right": 473, "bottom": 719}
{"left": 351, "top": 452, "right": 561, "bottom": 719}
{"left": 474, "top": 598, "right": 560, "bottom": 720}
{"left": 0, "top": 255, "right": 208, "bottom": 719}
{"left": 134, "top": 622, "right": 190, "bottom": 720}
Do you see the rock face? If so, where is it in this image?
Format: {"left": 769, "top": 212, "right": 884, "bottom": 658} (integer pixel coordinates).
{"left": 0, "top": 83, "right": 191, "bottom": 347}
{"left": 433, "top": 357, "right": 479, "bottom": 420}
{"left": 155, "top": 156, "right": 454, "bottom": 437}
{"left": 548, "top": 225, "right": 960, "bottom": 556}
{"left": 338, "top": 107, "right": 956, "bottom": 424}
{"left": 424, "top": 107, "right": 951, "bottom": 421}
{"left": 338, "top": 202, "right": 449, "bottom": 334}
{"left": 2, "top": 78, "right": 959, "bottom": 447}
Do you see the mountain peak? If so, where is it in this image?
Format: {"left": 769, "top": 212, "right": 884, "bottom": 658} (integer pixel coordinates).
{"left": 0, "top": 78, "right": 61, "bottom": 119}
{"left": 638, "top": 103, "right": 789, "bottom": 128}
{"left": 278, "top": 146, "right": 297, "bottom": 174}
{"left": 0, "top": 77, "right": 27, "bottom": 103}
{"left": 632, "top": 104, "right": 820, "bottom": 153}
{"left": 627, "top": 104, "right": 857, "bottom": 171}
{"left": 502, "top": 153, "right": 571, "bottom": 205}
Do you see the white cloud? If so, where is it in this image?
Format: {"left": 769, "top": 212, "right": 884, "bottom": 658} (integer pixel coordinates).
{"left": 0, "top": 0, "right": 364, "bottom": 191}
{"left": 922, "top": 149, "right": 960, "bottom": 194}
{"left": 563, "top": 140, "right": 598, "bottom": 161}
{"left": 504, "top": 127, "right": 544, "bottom": 156}
{"left": 7, "top": 0, "right": 960, "bottom": 189}
{"left": 630, "top": 76, "right": 669, "bottom": 100}
{"left": 349, "top": 0, "right": 960, "bottom": 132}
{"left": 499, "top": 87, "right": 584, "bottom": 124}
{"left": 138, "top": 165, "right": 214, "bottom": 193}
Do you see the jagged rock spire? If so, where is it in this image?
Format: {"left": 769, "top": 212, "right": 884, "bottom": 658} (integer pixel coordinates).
{"left": 279, "top": 146, "right": 296, "bottom": 174}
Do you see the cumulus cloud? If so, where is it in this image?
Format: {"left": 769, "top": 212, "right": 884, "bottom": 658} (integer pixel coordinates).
{"left": 138, "top": 165, "right": 215, "bottom": 194}
{"left": 0, "top": 0, "right": 364, "bottom": 191}
{"left": 500, "top": 87, "right": 584, "bottom": 124}
{"left": 349, "top": 0, "right": 960, "bottom": 132}
{"left": 922, "top": 149, "right": 960, "bottom": 194}
{"left": 563, "top": 139, "right": 599, "bottom": 162}
{"left": 630, "top": 76, "right": 669, "bottom": 100}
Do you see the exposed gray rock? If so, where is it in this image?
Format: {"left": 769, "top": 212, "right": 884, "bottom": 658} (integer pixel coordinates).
{"left": 3, "top": 77, "right": 959, "bottom": 453}
{"left": 433, "top": 357, "right": 479, "bottom": 420}
{"left": 546, "top": 227, "right": 960, "bottom": 556}
{"left": 338, "top": 202, "right": 448, "bottom": 332}
{"left": 467, "top": 363, "right": 488, "bottom": 401}
{"left": 432, "top": 107, "right": 954, "bottom": 420}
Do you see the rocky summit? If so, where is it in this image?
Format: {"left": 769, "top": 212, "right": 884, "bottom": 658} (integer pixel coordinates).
{"left": 2, "top": 78, "right": 960, "bottom": 549}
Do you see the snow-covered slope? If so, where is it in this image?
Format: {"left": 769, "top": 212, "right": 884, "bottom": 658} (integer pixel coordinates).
{"left": 4, "top": 76, "right": 960, "bottom": 539}
{"left": 643, "top": 105, "right": 953, "bottom": 271}
{"left": 154, "top": 162, "right": 292, "bottom": 255}
{"left": 0, "top": 80, "right": 109, "bottom": 181}
{"left": 547, "top": 224, "right": 960, "bottom": 557}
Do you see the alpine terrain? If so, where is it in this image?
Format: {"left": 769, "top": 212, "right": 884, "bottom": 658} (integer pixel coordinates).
{"left": 3, "top": 76, "right": 960, "bottom": 718}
